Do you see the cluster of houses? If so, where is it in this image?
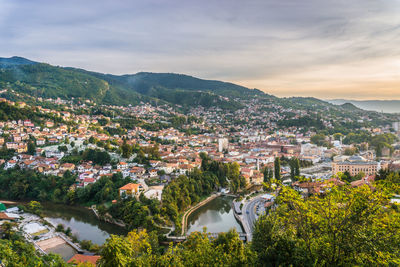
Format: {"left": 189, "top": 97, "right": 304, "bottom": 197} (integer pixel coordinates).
{"left": 0, "top": 94, "right": 399, "bottom": 203}
{"left": 292, "top": 176, "right": 376, "bottom": 197}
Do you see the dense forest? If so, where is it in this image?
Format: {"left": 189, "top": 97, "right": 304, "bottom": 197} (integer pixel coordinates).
{"left": 277, "top": 115, "right": 325, "bottom": 130}
{"left": 0, "top": 168, "right": 129, "bottom": 205}
{"left": 0, "top": 58, "right": 260, "bottom": 110}
{"left": 0, "top": 101, "right": 46, "bottom": 124}
{"left": 252, "top": 185, "right": 400, "bottom": 266}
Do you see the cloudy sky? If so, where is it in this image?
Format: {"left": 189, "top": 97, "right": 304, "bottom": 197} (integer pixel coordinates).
{"left": 1, "top": 0, "right": 400, "bottom": 99}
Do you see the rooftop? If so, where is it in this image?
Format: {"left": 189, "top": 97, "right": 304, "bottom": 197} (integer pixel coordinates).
{"left": 119, "top": 183, "right": 141, "bottom": 191}
{"left": 67, "top": 254, "right": 100, "bottom": 265}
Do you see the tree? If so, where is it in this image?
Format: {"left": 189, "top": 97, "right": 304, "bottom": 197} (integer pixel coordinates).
{"left": 99, "top": 229, "right": 254, "bottom": 266}
{"left": 310, "top": 133, "right": 327, "bottom": 146}
{"left": 157, "top": 169, "right": 166, "bottom": 176}
{"left": 289, "top": 159, "right": 295, "bottom": 180}
{"left": 97, "top": 204, "right": 107, "bottom": 218}
{"left": 56, "top": 224, "right": 65, "bottom": 232}
{"left": 26, "top": 201, "right": 42, "bottom": 216}
{"left": 341, "top": 170, "right": 353, "bottom": 183}
{"left": 344, "top": 147, "right": 357, "bottom": 156}
{"left": 0, "top": 239, "right": 66, "bottom": 266}
{"left": 274, "top": 157, "right": 281, "bottom": 180}
{"left": 121, "top": 142, "right": 133, "bottom": 159}
{"left": 263, "top": 167, "right": 273, "bottom": 183}
{"left": 98, "top": 230, "right": 153, "bottom": 266}
{"left": 289, "top": 158, "right": 301, "bottom": 180}
{"left": 82, "top": 149, "right": 111, "bottom": 165}
{"left": 1, "top": 221, "right": 17, "bottom": 239}
{"left": 294, "top": 158, "right": 300, "bottom": 177}
{"left": 252, "top": 186, "right": 400, "bottom": 266}
{"left": 333, "top": 133, "right": 344, "bottom": 141}
{"left": 89, "top": 136, "right": 97, "bottom": 144}
{"left": 376, "top": 168, "right": 390, "bottom": 181}
{"left": 65, "top": 227, "right": 72, "bottom": 236}
{"left": 200, "top": 152, "right": 211, "bottom": 170}
{"left": 58, "top": 145, "right": 68, "bottom": 152}
{"left": 27, "top": 141, "right": 36, "bottom": 155}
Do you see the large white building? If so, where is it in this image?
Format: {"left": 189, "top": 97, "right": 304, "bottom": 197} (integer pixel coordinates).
{"left": 218, "top": 138, "right": 229, "bottom": 152}
{"left": 301, "top": 143, "right": 326, "bottom": 157}
{"left": 392, "top": 121, "right": 400, "bottom": 132}
{"left": 331, "top": 155, "right": 383, "bottom": 176}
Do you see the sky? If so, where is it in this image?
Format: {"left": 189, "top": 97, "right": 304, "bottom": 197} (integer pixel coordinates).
{"left": 1, "top": 0, "right": 400, "bottom": 100}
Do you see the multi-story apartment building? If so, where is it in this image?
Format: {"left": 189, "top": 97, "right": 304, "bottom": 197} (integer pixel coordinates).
{"left": 332, "top": 155, "right": 378, "bottom": 176}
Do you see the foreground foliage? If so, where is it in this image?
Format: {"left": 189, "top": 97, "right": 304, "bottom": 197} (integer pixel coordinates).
{"left": 98, "top": 229, "right": 254, "bottom": 267}
{"left": 2, "top": 182, "right": 400, "bottom": 266}
{"left": 252, "top": 185, "right": 400, "bottom": 266}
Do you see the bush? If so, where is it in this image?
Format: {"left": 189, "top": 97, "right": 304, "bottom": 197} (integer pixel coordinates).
{"left": 65, "top": 227, "right": 72, "bottom": 236}
{"left": 56, "top": 224, "right": 64, "bottom": 232}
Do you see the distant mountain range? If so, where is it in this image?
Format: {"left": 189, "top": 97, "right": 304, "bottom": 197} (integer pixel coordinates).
{"left": 328, "top": 99, "right": 400, "bottom": 114}
{"left": 0, "top": 56, "right": 396, "bottom": 119}
{"left": 0, "top": 56, "right": 269, "bottom": 110}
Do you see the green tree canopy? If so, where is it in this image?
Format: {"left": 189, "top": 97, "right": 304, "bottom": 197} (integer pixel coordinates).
{"left": 252, "top": 185, "right": 400, "bottom": 266}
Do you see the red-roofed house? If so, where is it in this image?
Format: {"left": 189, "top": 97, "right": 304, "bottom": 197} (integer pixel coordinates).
{"left": 119, "top": 183, "right": 144, "bottom": 198}
{"left": 67, "top": 254, "right": 100, "bottom": 266}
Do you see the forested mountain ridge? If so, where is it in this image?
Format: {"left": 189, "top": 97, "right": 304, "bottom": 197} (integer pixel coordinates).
{"left": 0, "top": 56, "right": 37, "bottom": 67}
{"left": 0, "top": 57, "right": 262, "bottom": 109}
{"left": 0, "top": 56, "right": 393, "bottom": 116}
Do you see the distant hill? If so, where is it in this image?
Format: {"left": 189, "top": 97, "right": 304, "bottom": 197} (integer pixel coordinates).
{"left": 340, "top": 102, "right": 362, "bottom": 111}
{"left": 0, "top": 56, "right": 37, "bottom": 67}
{"left": 0, "top": 56, "right": 393, "bottom": 116}
{"left": 328, "top": 99, "right": 400, "bottom": 113}
{"left": 0, "top": 56, "right": 266, "bottom": 109}
{"left": 67, "top": 69, "right": 267, "bottom": 109}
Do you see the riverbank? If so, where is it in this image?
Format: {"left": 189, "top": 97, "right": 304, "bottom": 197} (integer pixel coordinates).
{"left": 42, "top": 202, "right": 127, "bottom": 245}
{"left": 181, "top": 192, "right": 221, "bottom": 236}
{"left": 1, "top": 199, "right": 127, "bottom": 245}
{"left": 0, "top": 199, "right": 27, "bottom": 205}
{"left": 7, "top": 205, "right": 84, "bottom": 261}
{"left": 91, "top": 205, "right": 126, "bottom": 228}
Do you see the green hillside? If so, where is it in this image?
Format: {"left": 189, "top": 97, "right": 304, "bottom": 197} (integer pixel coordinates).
{"left": 340, "top": 102, "right": 362, "bottom": 111}
{"left": 0, "top": 63, "right": 110, "bottom": 101}
{"left": 0, "top": 56, "right": 37, "bottom": 67}
{"left": 0, "top": 56, "right": 389, "bottom": 115}
{"left": 0, "top": 57, "right": 257, "bottom": 109}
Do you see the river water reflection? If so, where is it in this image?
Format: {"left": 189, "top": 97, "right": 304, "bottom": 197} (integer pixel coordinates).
{"left": 42, "top": 203, "right": 127, "bottom": 245}
{"left": 187, "top": 196, "right": 243, "bottom": 234}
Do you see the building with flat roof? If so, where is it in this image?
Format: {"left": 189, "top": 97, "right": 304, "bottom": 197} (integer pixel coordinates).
{"left": 332, "top": 155, "right": 378, "bottom": 176}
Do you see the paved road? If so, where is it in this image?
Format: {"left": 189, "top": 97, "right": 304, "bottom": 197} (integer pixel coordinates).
{"left": 241, "top": 196, "right": 265, "bottom": 241}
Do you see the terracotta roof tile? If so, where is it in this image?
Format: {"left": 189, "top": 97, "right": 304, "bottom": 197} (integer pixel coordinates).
{"left": 67, "top": 254, "right": 100, "bottom": 265}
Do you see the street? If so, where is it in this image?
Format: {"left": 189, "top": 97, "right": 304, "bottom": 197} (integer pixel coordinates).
{"left": 241, "top": 196, "right": 265, "bottom": 242}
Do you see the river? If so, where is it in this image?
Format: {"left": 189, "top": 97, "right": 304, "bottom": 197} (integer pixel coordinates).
{"left": 186, "top": 196, "right": 243, "bottom": 234}
{"left": 42, "top": 203, "right": 127, "bottom": 245}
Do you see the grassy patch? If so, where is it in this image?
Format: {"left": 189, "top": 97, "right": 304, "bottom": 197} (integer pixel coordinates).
{"left": 32, "top": 229, "right": 49, "bottom": 236}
